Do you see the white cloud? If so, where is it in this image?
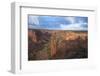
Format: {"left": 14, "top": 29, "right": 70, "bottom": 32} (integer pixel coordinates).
{"left": 28, "top": 24, "right": 42, "bottom": 29}
{"left": 65, "top": 17, "right": 76, "bottom": 24}
{"left": 60, "top": 23, "right": 87, "bottom": 31}
{"left": 29, "top": 16, "right": 39, "bottom": 25}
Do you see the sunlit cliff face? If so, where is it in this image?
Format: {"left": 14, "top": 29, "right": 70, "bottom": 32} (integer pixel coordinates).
{"left": 64, "top": 32, "right": 87, "bottom": 40}
{"left": 28, "top": 30, "right": 37, "bottom": 43}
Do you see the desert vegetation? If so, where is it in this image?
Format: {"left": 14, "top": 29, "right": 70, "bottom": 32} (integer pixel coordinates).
{"left": 28, "top": 29, "right": 88, "bottom": 60}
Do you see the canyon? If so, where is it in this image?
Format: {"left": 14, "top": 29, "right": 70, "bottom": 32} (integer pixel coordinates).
{"left": 28, "top": 29, "right": 88, "bottom": 60}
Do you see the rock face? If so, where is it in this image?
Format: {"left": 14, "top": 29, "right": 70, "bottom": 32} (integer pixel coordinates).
{"left": 50, "top": 32, "right": 57, "bottom": 57}
{"left": 28, "top": 29, "right": 88, "bottom": 60}
{"left": 28, "top": 30, "right": 37, "bottom": 43}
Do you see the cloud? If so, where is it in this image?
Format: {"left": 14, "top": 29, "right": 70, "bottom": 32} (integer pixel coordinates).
{"left": 65, "top": 17, "right": 76, "bottom": 24}
{"left": 28, "top": 24, "right": 42, "bottom": 29}
{"left": 60, "top": 23, "right": 87, "bottom": 31}
{"left": 28, "top": 16, "right": 39, "bottom": 25}
{"left": 63, "top": 17, "right": 88, "bottom": 30}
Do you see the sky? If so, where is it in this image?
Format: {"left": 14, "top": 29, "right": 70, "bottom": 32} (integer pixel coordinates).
{"left": 28, "top": 15, "right": 88, "bottom": 31}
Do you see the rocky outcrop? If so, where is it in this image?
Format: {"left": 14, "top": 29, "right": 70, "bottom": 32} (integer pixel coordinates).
{"left": 28, "top": 30, "right": 37, "bottom": 43}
